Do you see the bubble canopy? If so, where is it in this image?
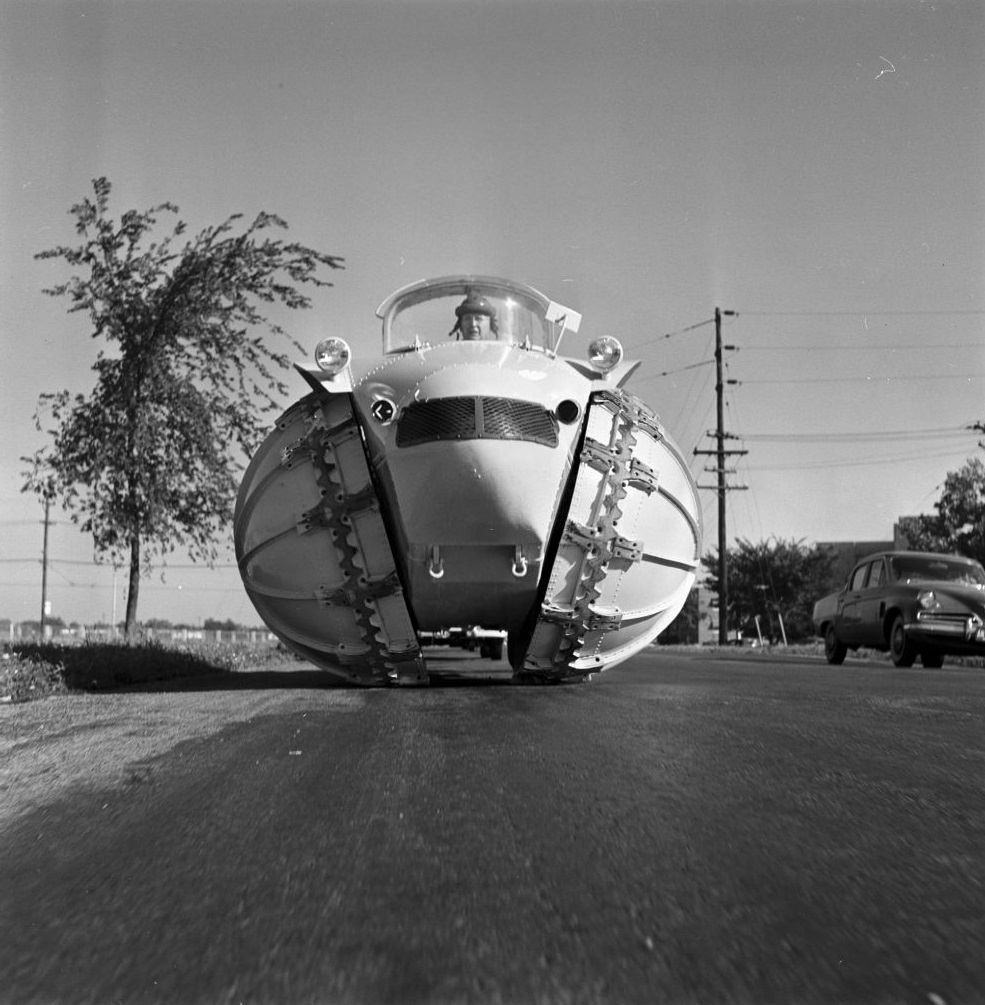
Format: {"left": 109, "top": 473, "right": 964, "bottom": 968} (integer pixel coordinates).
{"left": 376, "top": 275, "right": 580, "bottom": 356}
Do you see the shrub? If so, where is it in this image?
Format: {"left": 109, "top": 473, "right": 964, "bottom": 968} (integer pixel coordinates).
{"left": 0, "top": 639, "right": 269, "bottom": 703}
{"left": 0, "top": 649, "right": 68, "bottom": 703}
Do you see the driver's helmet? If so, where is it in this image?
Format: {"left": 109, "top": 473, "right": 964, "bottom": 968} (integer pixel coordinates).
{"left": 449, "top": 291, "right": 499, "bottom": 338}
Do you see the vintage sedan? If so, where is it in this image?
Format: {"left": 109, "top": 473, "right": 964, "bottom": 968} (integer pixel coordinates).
{"left": 812, "top": 550, "right": 985, "bottom": 667}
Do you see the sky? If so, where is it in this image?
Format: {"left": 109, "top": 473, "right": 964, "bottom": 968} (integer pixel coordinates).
{"left": 1, "top": 0, "right": 983, "bottom": 627}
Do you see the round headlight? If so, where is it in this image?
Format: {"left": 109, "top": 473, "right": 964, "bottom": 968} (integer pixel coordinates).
{"left": 918, "top": 590, "right": 939, "bottom": 610}
{"left": 587, "top": 336, "right": 623, "bottom": 373}
{"left": 314, "top": 337, "right": 351, "bottom": 375}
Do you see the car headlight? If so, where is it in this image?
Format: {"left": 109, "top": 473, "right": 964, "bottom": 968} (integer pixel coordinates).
{"left": 587, "top": 336, "right": 623, "bottom": 373}
{"left": 314, "top": 337, "right": 351, "bottom": 375}
{"left": 917, "top": 590, "right": 940, "bottom": 610}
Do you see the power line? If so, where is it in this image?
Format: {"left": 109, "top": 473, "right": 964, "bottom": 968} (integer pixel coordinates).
{"left": 742, "top": 425, "right": 975, "bottom": 443}
{"left": 633, "top": 353, "right": 983, "bottom": 384}
{"left": 740, "top": 374, "right": 982, "bottom": 385}
{"left": 620, "top": 317, "right": 714, "bottom": 350}
{"left": 668, "top": 318, "right": 716, "bottom": 335}
{"left": 673, "top": 345, "right": 717, "bottom": 459}
{"left": 0, "top": 558, "right": 238, "bottom": 569}
{"left": 3, "top": 560, "right": 237, "bottom": 574}
{"left": 635, "top": 358, "right": 714, "bottom": 380}
{"left": 742, "top": 343, "right": 983, "bottom": 351}
{"left": 1, "top": 581, "right": 241, "bottom": 593}
{"left": 738, "top": 309, "right": 985, "bottom": 317}
{"left": 745, "top": 448, "right": 973, "bottom": 471}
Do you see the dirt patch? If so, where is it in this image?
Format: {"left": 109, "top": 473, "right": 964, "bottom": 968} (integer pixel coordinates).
{"left": 0, "top": 664, "right": 345, "bottom": 829}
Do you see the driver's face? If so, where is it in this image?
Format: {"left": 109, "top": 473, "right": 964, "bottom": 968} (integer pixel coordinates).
{"left": 460, "top": 312, "right": 491, "bottom": 340}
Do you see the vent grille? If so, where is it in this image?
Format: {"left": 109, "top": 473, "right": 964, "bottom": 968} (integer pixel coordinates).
{"left": 918, "top": 613, "right": 969, "bottom": 624}
{"left": 482, "top": 397, "right": 557, "bottom": 443}
{"left": 397, "top": 396, "right": 558, "bottom": 448}
{"left": 396, "top": 398, "right": 476, "bottom": 445}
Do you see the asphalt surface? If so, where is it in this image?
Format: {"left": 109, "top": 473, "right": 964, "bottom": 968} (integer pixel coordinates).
{"left": 2, "top": 649, "right": 983, "bottom": 1005}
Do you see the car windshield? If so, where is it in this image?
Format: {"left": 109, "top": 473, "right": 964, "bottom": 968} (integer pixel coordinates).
{"left": 888, "top": 555, "right": 985, "bottom": 586}
{"left": 377, "top": 276, "right": 577, "bottom": 355}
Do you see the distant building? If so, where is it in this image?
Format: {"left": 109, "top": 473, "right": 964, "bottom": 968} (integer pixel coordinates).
{"left": 816, "top": 540, "right": 895, "bottom": 588}
{"left": 815, "top": 519, "right": 927, "bottom": 587}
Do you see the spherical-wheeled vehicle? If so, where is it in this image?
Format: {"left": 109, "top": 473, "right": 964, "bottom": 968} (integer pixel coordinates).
{"left": 234, "top": 275, "right": 701, "bottom": 685}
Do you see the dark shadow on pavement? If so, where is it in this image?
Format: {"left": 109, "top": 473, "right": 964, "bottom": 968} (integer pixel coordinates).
{"left": 118, "top": 660, "right": 518, "bottom": 693}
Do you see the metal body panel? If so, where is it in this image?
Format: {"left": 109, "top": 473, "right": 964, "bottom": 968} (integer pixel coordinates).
{"left": 352, "top": 343, "right": 590, "bottom": 631}
{"left": 517, "top": 389, "right": 701, "bottom": 680}
{"left": 234, "top": 393, "right": 426, "bottom": 686}
{"left": 235, "top": 275, "right": 704, "bottom": 685}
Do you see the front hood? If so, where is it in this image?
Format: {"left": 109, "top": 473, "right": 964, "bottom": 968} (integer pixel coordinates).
{"left": 354, "top": 341, "right": 592, "bottom": 408}
{"left": 351, "top": 342, "right": 598, "bottom": 459}
{"left": 909, "top": 579, "right": 985, "bottom": 611}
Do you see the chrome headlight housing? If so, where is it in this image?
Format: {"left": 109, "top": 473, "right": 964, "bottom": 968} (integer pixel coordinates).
{"left": 587, "top": 336, "right": 623, "bottom": 373}
{"left": 917, "top": 590, "right": 940, "bottom": 611}
{"left": 314, "top": 337, "right": 351, "bottom": 375}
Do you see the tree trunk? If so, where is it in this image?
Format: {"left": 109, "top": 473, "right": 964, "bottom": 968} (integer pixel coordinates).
{"left": 125, "top": 534, "right": 140, "bottom": 638}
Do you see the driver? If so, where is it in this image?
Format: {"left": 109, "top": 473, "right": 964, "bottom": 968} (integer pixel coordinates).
{"left": 449, "top": 292, "right": 500, "bottom": 341}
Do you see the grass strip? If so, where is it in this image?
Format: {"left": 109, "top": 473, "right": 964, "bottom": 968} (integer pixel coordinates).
{"left": 0, "top": 640, "right": 286, "bottom": 704}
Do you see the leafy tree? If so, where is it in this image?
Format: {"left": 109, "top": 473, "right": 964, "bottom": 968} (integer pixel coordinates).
{"left": 658, "top": 588, "right": 700, "bottom": 645}
{"left": 895, "top": 513, "right": 949, "bottom": 553}
{"left": 935, "top": 456, "right": 985, "bottom": 563}
{"left": 204, "top": 618, "right": 240, "bottom": 632}
{"left": 897, "top": 456, "right": 985, "bottom": 563}
{"left": 22, "top": 178, "right": 343, "bottom": 636}
{"left": 703, "top": 538, "right": 836, "bottom": 642}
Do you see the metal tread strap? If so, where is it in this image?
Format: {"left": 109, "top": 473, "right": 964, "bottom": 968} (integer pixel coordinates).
{"left": 300, "top": 394, "right": 428, "bottom": 686}
{"left": 515, "top": 387, "right": 657, "bottom": 683}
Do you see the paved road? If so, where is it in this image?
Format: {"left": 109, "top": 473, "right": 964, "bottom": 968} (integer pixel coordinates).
{"left": 2, "top": 650, "right": 983, "bottom": 1005}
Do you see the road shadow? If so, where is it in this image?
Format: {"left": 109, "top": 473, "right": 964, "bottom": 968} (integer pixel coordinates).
{"left": 118, "top": 656, "right": 518, "bottom": 693}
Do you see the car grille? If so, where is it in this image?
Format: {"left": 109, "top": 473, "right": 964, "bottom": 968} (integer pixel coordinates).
{"left": 916, "top": 611, "right": 982, "bottom": 637}
{"left": 396, "top": 396, "right": 559, "bottom": 448}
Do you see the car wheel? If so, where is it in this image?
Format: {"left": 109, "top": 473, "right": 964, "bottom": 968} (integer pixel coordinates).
{"left": 921, "top": 651, "right": 944, "bottom": 669}
{"left": 889, "top": 615, "right": 917, "bottom": 667}
{"left": 824, "top": 624, "right": 847, "bottom": 665}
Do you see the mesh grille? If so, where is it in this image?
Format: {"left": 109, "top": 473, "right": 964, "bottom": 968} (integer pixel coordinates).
{"left": 481, "top": 397, "right": 558, "bottom": 444}
{"left": 396, "top": 397, "right": 476, "bottom": 446}
{"left": 397, "top": 397, "right": 558, "bottom": 448}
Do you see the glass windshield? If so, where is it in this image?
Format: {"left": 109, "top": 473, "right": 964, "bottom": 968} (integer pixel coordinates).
{"left": 377, "top": 276, "right": 575, "bottom": 355}
{"left": 889, "top": 555, "right": 985, "bottom": 585}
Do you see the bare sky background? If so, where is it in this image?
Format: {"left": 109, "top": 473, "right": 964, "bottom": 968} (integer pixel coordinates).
{"left": 2, "top": 0, "right": 983, "bottom": 627}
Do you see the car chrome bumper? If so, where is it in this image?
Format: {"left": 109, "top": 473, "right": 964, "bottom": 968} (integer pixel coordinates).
{"left": 909, "top": 611, "right": 985, "bottom": 643}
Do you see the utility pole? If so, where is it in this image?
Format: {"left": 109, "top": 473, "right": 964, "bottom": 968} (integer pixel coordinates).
{"left": 694, "top": 307, "right": 747, "bottom": 645}
{"left": 714, "top": 307, "right": 729, "bottom": 645}
{"left": 40, "top": 495, "right": 52, "bottom": 640}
